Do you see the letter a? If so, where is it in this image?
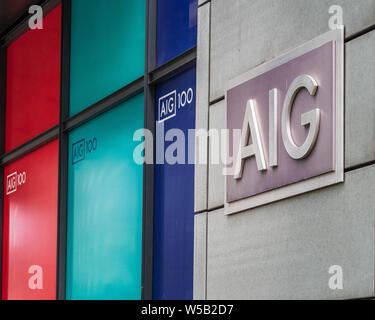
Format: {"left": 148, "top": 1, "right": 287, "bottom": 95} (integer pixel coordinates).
{"left": 234, "top": 99, "right": 266, "bottom": 179}
{"left": 328, "top": 5, "right": 343, "bottom": 30}
{"left": 328, "top": 265, "right": 343, "bottom": 290}
{"left": 28, "top": 5, "right": 43, "bottom": 30}
{"left": 28, "top": 265, "right": 43, "bottom": 290}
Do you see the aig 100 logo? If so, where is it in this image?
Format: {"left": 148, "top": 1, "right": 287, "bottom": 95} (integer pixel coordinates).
{"left": 6, "top": 171, "right": 27, "bottom": 195}
{"left": 158, "top": 88, "right": 194, "bottom": 123}
{"left": 72, "top": 137, "right": 98, "bottom": 165}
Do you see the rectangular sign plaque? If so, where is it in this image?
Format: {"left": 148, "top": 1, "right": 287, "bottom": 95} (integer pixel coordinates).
{"left": 225, "top": 28, "right": 344, "bottom": 215}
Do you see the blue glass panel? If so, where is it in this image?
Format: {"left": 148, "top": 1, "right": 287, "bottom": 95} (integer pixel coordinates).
{"left": 156, "top": 0, "right": 198, "bottom": 66}
{"left": 154, "top": 67, "right": 196, "bottom": 299}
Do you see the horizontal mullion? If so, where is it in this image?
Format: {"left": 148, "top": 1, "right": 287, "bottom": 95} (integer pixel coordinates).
{"left": 63, "top": 76, "right": 144, "bottom": 132}
{"left": 148, "top": 46, "right": 197, "bottom": 85}
{"left": 0, "top": 0, "right": 61, "bottom": 47}
{"left": 0, "top": 125, "right": 59, "bottom": 166}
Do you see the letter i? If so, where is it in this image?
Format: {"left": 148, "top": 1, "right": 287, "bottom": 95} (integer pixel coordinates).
{"left": 269, "top": 88, "right": 278, "bottom": 167}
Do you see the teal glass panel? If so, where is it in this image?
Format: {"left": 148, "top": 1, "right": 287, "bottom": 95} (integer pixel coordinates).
{"left": 66, "top": 94, "right": 144, "bottom": 300}
{"left": 69, "top": 0, "right": 145, "bottom": 116}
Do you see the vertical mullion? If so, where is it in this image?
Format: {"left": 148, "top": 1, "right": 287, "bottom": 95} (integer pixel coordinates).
{"left": 141, "top": 0, "right": 157, "bottom": 300}
{"left": 56, "top": 0, "right": 71, "bottom": 301}
{"left": 0, "top": 45, "right": 7, "bottom": 301}
{"left": 147, "top": 0, "right": 157, "bottom": 73}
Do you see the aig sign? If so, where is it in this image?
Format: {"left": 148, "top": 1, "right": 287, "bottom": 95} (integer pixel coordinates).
{"left": 225, "top": 28, "right": 344, "bottom": 215}
{"left": 6, "top": 171, "right": 27, "bottom": 195}
{"left": 72, "top": 137, "right": 98, "bottom": 165}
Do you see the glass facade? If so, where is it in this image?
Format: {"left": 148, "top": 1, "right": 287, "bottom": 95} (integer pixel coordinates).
{"left": 0, "top": 0, "right": 197, "bottom": 301}
{"left": 1, "top": 5, "right": 61, "bottom": 300}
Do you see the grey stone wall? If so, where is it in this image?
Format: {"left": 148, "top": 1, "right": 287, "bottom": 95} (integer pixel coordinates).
{"left": 194, "top": 0, "right": 375, "bottom": 300}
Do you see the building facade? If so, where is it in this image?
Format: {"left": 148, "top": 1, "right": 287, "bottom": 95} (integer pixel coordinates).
{"left": 0, "top": 0, "right": 375, "bottom": 300}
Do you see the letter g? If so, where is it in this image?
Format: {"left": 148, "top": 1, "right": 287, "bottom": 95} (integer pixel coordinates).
{"left": 281, "top": 74, "right": 320, "bottom": 160}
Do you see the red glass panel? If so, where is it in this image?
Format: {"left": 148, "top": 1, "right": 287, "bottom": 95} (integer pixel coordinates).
{"left": 5, "top": 5, "right": 61, "bottom": 152}
{"left": 2, "top": 140, "right": 59, "bottom": 300}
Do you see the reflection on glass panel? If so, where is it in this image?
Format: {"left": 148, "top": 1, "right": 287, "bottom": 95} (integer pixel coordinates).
{"left": 66, "top": 94, "right": 144, "bottom": 300}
